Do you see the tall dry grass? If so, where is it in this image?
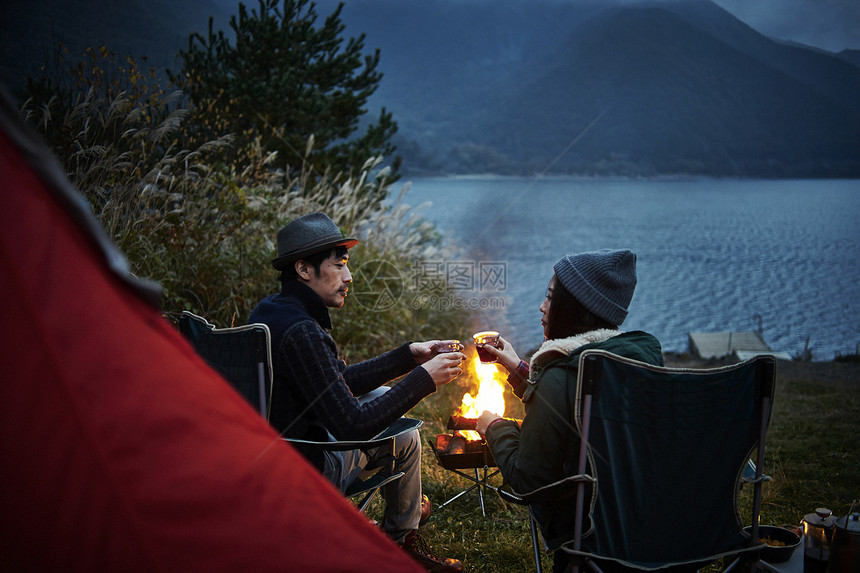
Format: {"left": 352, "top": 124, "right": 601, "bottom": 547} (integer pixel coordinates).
{"left": 20, "top": 84, "right": 474, "bottom": 357}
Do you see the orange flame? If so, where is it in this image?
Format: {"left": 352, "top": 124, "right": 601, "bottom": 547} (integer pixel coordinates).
{"left": 455, "top": 357, "right": 506, "bottom": 441}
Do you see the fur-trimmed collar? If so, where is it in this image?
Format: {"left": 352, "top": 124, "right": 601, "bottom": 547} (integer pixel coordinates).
{"left": 530, "top": 329, "right": 621, "bottom": 370}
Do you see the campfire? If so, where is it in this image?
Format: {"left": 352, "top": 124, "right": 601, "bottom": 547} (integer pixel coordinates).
{"left": 432, "top": 356, "right": 515, "bottom": 470}
{"left": 449, "top": 356, "right": 507, "bottom": 440}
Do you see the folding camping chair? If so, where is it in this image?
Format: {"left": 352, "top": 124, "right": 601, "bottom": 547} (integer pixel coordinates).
{"left": 178, "top": 311, "right": 273, "bottom": 419}
{"left": 498, "top": 476, "right": 584, "bottom": 573}
{"left": 178, "top": 311, "right": 422, "bottom": 512}
{"left": 501, "top": 350, "right": 776, "bottom": 573}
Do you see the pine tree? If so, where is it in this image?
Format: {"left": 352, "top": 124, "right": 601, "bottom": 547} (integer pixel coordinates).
{"left": 171, "top": 0, "right": 398, "bottom": 180}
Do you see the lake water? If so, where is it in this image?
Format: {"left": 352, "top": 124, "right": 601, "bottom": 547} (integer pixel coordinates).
{"left": 401, "top": 177, "right": 860, "bottom": 361}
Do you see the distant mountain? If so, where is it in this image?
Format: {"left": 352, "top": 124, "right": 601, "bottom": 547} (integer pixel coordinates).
{"left": 662, "top": 0, "right": 860, "bottom": 115}
{"left": 838, "top": 49, "right": 860, "bottom": 70}
{"left": 332, "top": 0, "right": 860, "bottom": 177}
{"left": 2, "top": 0, "right": 858, "bottom": 177}
{"left": 478, "top": 4, "right": 860, "bottom": 177}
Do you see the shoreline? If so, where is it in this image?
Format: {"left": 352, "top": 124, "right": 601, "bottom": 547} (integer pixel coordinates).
{"left": 662, "top": 352, "right": 859, "bottom": 385}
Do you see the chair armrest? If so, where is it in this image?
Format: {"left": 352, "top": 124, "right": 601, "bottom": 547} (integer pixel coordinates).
{"left": 343, "top": 471, "right": 404, "bottom": 497}
{"left": 501, "top": 474, "right": 597, "bottom": 505}
{"left": 283, "top": 417, "right": 423, "bottom": 452}
{"left": 370, "top": 417, "right": 423, "bottom": 439}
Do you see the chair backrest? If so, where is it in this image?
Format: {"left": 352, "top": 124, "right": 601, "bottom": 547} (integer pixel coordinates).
{"left": 568, "top": 350, "right": 776, "bottom": 570}
{"left": 178, "top": 311, "right": 273, "bottom": 421}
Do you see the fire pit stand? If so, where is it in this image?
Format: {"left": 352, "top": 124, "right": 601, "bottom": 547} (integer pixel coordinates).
{"left": 429, "top": 432, "right": 502, "bottom": 517}
{"left": 438, "top": 465, "right": 501, "bottom": 517}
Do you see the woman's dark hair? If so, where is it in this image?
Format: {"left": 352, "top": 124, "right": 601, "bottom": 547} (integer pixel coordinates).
{"left": 278, "top": 245, "right": 350, "bottom": 283}
{"left": 545, "top": 275, "right": 616, "bottom": 339}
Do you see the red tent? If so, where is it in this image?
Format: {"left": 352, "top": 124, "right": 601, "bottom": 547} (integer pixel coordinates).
{"left": 0, "top": 89, "right": 422, "bottom": 573}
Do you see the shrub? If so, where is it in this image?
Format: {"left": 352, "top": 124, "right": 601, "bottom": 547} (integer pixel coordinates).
{"left": 18, "top": 47, "right": 473, "bottom": 358}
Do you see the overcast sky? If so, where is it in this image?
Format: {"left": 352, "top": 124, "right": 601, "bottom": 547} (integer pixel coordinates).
{"left": 708, "top": 0, "right": 859, "bottom": 52}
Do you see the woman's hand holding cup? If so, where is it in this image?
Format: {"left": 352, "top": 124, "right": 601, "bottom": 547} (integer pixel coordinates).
{"left": 477, "top": 335, "right": 521, "bottom": 374}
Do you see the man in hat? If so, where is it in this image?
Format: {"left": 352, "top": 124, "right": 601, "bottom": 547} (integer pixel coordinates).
{"left": 250, "top": 212, "right": 465, "bottom": 572}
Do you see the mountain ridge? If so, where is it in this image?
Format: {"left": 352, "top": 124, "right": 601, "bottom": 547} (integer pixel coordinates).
{"left": 341, "top": 0, "right": 860, "bottom": 177}
{"left": 468, "top": 5, "right": 860, "bottom": 177}
{"left": 2, "top": 0, "right": 858, "bottom": 177}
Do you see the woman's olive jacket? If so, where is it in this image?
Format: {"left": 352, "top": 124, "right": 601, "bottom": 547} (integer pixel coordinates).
{"left": 486, "top": 329, "right": 663, "bottom": 550}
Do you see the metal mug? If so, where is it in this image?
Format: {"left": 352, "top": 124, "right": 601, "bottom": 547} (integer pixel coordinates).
{"left": 804, "top": 508, "right": 837, "bottom": 573}
{"left": 827, "top": 512, "right": 860, "bottom": 573}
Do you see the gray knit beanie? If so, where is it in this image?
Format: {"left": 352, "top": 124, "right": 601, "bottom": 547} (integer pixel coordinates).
{"left": 552, "top": 249, "right": 637, "bottom": 326}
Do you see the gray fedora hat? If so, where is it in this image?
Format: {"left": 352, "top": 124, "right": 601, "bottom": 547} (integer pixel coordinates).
{"left": 271, "top": 212, "right": 358, "bottom": 270}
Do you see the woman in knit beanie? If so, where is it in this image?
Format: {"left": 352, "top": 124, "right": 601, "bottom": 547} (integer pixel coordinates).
{"left": 475, "top": 250, "right": 664, "bottom": 573}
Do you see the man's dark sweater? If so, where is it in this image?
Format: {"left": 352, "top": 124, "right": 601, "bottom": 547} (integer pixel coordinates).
{"left": 249, "top": 281, "right": 436, "bottom": 470}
